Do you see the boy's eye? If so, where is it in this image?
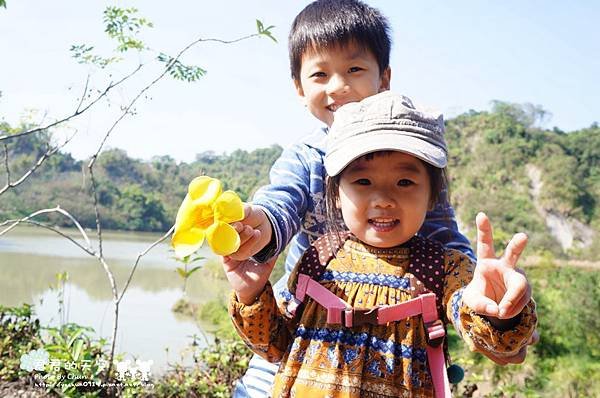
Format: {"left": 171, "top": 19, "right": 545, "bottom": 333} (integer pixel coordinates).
{"left": 348, "top": 66, "right": 363, "bottom": 73}
{"left": 398, "top": 179, "right": 414, "bottom": 187}
{"left": 310, "top": 71, "right": 326, "bottom": 78}
{"left": 354, "top": 178, "right": 371, "bottom": 185}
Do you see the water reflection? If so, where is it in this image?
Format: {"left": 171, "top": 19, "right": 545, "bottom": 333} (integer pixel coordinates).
{"left": 0, "top": 226, "right": 230, "bottom": 373}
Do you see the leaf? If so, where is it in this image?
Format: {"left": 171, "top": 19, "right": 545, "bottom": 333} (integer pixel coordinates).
{"left": 176, "top": 267, "right": 187, "bottom": 278}
{"left": 71, "top": 339, "right": 84, "bottom": 361}
{"left": 67, "top": 328, "right": 85, "bottom": 348}
{"left": 43, "top": 344, "right": 64, "bottom": 353}
{"left": 187, "top": 265, "right": 203, "bottom": 277}
{"left": 256, "top": 21, "right": 277, "bottom": 43}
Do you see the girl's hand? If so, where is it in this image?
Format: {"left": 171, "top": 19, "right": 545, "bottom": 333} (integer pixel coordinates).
{"left": 462, "top": 212, "right": 532, "bottom": 320}
{"left": 222, "top": 256, "right": 277, "bottom": 305}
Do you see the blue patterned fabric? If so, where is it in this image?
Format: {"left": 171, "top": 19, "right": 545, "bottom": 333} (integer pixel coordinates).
{"left": 294, "top": 325, "right": 427, "bottom": 365}
{"left": 321, "top": 270, "right": 411, "bottom": 289}
{"left": 451, "top": 287, "right": 465, "bottom": 337}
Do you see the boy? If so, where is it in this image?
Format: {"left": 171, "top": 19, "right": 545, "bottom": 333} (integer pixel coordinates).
{"left": 227, "top": 0, "right": 532, "bottom": 396}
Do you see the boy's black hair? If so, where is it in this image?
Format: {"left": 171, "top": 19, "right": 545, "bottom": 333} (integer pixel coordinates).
{"left": 289, "top": 0, "right": 391, "bottom": 81}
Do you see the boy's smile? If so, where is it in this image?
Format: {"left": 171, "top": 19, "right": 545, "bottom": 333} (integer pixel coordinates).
{"left": 338, "top": 152, "right": 432, "bottom": 248}
{"left": 294, "top": 42, "right": 390, "bottom": 127}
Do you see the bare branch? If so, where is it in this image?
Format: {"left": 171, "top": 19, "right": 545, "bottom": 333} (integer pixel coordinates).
{"left": 76, "top": 74, "right": 91, "bottom": 113}
{"left": 0, "top": 132, "right": 77, "bottom": 196}
{"left": 0, "top": 64, "right": 143, "bottom": 143}
{"left": 88, "top": 167, "right": 104, "bottom": 258}
{"left": 3, "top": 143, "right": 9, "bottom": 186}
{"left": 0, "top": 219, "right": 96, "bottom": 256}
{"left": 0, "top": 206, "right": 94, "bottom": 253}
{"left": 118, "top": 225, "right": 174, "bottom": 304}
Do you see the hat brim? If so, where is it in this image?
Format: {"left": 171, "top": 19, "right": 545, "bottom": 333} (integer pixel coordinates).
{"left": 324, "top": 132, "right": 447, "bottom": 177}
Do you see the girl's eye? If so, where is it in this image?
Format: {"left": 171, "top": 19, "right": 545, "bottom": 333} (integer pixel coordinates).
{"left": 398, "top": 179, "right": 414, "bottom": 187}
{"left": 348, "top": 66, "right": 363, "bottom": 73}
{"left": 355, "top": 178, "right": 371, "bottom": 185}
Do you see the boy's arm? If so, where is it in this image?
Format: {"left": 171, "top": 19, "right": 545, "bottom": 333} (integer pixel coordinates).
{"left": 421, "top": 189, "right": 475, "bottom": 261}
{"left": 250, "top": 144, "right": 315, "bottom": 262}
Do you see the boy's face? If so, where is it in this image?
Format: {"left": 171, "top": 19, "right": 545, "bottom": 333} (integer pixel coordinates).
{"left": 338, "top": 152, "right": 431, "bottom": 248}
{"left": 295, "top": 42, "right": 391, "bottom": 127}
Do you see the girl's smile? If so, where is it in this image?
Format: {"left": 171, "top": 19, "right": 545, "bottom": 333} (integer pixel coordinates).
{"left": 368, "top": 217, "right": 400, "bottom": 232}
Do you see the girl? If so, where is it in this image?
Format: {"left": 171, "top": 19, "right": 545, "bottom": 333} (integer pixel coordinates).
{"left": 224, "top": 91, "right": 537, "bottom": 397}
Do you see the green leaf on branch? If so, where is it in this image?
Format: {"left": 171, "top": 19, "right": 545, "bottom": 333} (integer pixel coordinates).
{"left": 103, "top": 6, "right": 153, "bottom": 52}
{"left": 70, "top": 44, "right": 121, "bottom": 68}
{"left": 175, "top": 267, "right": 187, "bottom": 278}
{"left": 157, "top": 52, "right": 207, "bottom": 82}
{"left": 256, "top": 19, "right": 277, "bottom": 43}
{"left": 0, "top": 0, "right": 6, "bottom": 9}
{"left": 176, "top": 265, "right": 203, "bottom": 279}
{"left": 186, "top": 265, "right": 203, "bottom": 277}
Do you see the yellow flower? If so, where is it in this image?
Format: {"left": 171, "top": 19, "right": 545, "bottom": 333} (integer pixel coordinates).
{"left": 172, "top": 176, "right": 244, "bottom": 258}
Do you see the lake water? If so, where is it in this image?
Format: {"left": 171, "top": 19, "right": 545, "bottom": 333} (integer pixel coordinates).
{"left": 0, "top": 225, "right": 229, "bottom": 374}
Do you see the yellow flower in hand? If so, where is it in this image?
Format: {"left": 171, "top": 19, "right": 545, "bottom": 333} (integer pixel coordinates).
{"left": 172, "top": 176, "right": 244, "bottom": 258}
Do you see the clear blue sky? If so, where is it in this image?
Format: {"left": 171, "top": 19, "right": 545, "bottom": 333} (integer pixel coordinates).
{"left": 1, "top": 1, "right": 598, "bottom": 162}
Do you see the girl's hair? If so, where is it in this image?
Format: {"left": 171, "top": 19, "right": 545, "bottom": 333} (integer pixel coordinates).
{"left": 324, "top": 151, "right": 449, "bottom": 242}
{"left": 288, "top": 0, "right": 391, "bottom": 81}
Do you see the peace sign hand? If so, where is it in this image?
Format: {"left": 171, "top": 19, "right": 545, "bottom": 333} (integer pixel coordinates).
{"left": 462, "top": 212, "right": 532, "bottom": 320}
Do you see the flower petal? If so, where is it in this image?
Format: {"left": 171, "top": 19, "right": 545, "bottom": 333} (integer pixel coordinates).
{"left": 206, "top": 221, "right": 240, "bottom": 256}
{"left": 213, "top": 190, "right": 244, "bottom": 223}
{"left": 174, "top": 194, "right": 197, "bottom": 232}
{"left": 188, "top": 176, "right": 222, "bottom": 205}
{"left": 172, "top": 227, "right": 205, "bottom": 258}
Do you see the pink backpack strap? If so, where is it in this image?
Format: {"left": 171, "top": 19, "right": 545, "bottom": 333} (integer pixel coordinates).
{"left": 296, "top": 273, "right": 349, "bottom": 324}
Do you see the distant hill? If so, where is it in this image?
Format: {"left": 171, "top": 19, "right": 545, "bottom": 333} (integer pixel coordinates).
{"left": 1, "top": 101, "right": 598, "bottom": 259}
{"left": 445, "top": 101, "right": 598, "bottom": 259}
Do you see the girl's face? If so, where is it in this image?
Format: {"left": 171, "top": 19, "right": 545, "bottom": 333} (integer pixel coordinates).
{"left": 338, "top": 151, "right": 432, "bottom": 248}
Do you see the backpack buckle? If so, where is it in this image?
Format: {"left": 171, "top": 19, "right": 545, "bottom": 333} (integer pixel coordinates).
{"left": 343, "top": 307, "right": 379, "bottom": 328}
{"left": 424, "top": 319, "right": 445, "bottom": 347}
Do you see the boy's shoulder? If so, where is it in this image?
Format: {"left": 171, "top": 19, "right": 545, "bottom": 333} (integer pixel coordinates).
{"left": 290, "top": 126, "right": 327, "bottom": 152}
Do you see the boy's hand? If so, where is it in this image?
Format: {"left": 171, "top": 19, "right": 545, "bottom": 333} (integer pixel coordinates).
{"left": 462, "top": 212, "right": 532, "bottom": 320}
{"left": 222, "top": 256, "right": 277, "bottom": 305}
{"left": 229, "top": 204, "right": 273, "bottom": 261}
